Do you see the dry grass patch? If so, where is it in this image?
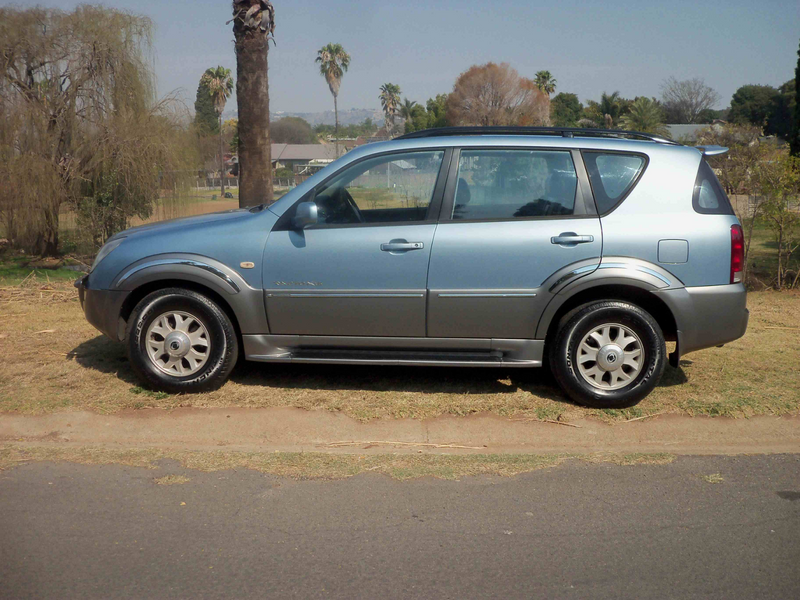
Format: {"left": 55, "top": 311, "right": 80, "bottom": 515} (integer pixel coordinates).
{"left": 0, "top": 445, "right": 676, "bottom": 480}
{"left": 0, "top": 282, "right": 798, "bottom": 421}
{"left": 154, "top": 474, "right": 190, "bottom": 485}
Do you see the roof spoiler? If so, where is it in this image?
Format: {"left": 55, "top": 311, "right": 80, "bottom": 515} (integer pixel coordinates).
{"left": 696, "top": 145, "right": 729, "bottom": 157}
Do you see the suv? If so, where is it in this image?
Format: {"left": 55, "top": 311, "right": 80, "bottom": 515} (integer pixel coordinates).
{"left": 76, "top": 127, "right": 749, "bottom": 409}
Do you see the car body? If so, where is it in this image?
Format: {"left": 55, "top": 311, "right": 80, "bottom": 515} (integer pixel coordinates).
{"left": 76, "top": 127, "right": 749, "bottom": 408}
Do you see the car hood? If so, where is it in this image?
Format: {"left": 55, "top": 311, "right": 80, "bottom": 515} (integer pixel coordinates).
{"left": 111, "top": 207, "right": 259, "bottom": 240}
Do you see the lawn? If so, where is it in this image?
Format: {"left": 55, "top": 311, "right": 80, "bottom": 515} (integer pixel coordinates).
{"left": 0, "top": 275, "right": 797, "bottom": 422}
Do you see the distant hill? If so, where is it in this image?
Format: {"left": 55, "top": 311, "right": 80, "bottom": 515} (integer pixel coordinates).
{"left": 270, "top": 108, "right": 385, "bottom": 127}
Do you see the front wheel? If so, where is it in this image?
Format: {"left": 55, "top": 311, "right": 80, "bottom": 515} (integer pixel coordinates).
{"left": 127, "top": 288, "right": 238, "bottom": 393}
{"left": 549, "top": 301, "right": 666, "bottom": 409}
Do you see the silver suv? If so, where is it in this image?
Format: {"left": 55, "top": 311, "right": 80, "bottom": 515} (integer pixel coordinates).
{"left": 76, "top": 127, "right": 749, "bottom": 408}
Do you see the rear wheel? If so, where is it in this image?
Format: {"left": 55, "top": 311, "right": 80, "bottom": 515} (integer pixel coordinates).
{"left": 549, "top": 301, "right": 665, "bottom": 409}
{"left": 127, "top": 288, "right": 238, "bottom": 393}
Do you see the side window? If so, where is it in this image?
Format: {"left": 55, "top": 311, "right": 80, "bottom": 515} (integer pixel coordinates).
{"left": 311, "top": 150, "right": 444, "bottom": 225}
{"left": 693, "top": 160, "right": 734, "bottom": 215}
{"left": 583, "top": 152, "right": 646, "bottom": 214}
{"left": 452, "top": 150, "right": 578, "bottom": 220}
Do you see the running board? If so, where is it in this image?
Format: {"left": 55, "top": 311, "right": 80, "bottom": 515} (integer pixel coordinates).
{"left": 242, "top": 335, "right": 544, "bottom": 368}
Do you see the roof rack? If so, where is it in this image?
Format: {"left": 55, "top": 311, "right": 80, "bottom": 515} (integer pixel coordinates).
{"left": 396, "top": 126, "right": 680, "bottom": 145}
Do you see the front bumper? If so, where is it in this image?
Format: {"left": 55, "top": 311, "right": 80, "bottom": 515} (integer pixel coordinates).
{"left": 655, "top": 283, "right": 749, "bottom": 363}
{"left": 75, "top": 275, "right": 129, "bottom": 341}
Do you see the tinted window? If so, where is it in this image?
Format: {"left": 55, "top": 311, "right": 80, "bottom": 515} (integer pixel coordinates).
{"left": 693, "top": 160, "right": 734, "bottom": 215}
{"left": 311, "top": 150, "right": 444, "bottom": 225}
{"left": 583, "top": 152, "right": 646, "bottom": 214}
{"left": 452, "top": 150, "right": 578, "bottom": 220}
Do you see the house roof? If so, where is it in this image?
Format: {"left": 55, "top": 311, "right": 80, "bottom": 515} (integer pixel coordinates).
{"left": 271, "top": 144, "right": 338, "bottom": 162}
{"left": 666, "top": 124, "right": 711, "bottom": 143}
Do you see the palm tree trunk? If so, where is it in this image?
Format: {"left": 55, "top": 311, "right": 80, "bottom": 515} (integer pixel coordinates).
{"left": 219, "top": 113, "right": 225, "bottom": 197}
{"left": 334, "top": 93, "right": 339, "bottom": 158}
{"left": 234, "top": 22, "right": 272, "bottom": 208}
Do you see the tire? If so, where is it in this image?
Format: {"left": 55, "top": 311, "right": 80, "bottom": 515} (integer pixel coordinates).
{"left": 127, "top": 288, "right": 238, "bottom": 393}
{"left": 549, "top": 301, "right": 666, "bottom": 409}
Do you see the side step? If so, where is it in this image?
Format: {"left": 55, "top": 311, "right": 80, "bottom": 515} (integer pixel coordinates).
{"left": 293, "top": 349, "right": 502, "bottom": 363}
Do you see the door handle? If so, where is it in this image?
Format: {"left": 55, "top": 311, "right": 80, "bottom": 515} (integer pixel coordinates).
{"left": 381, "top": 241, "right": 424, "bottom": 252}
{"left": 551, "top": 232, "right": 594, "bottom": 246}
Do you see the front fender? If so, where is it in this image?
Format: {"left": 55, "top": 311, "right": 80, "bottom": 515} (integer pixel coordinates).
{"left": 112, "top": 253, "right": 269, "bottom": 335}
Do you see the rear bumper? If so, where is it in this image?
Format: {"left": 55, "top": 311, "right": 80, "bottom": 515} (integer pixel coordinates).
{"left": 655, "top": 283, "right": 749, "bottom": 361}
{"left": 75, "top": 275, "right": 129, "bottom": 341}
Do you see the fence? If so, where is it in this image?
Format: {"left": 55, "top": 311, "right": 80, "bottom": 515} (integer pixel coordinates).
{"left": 195, "top": 176, "right": 310, "bottom": 191}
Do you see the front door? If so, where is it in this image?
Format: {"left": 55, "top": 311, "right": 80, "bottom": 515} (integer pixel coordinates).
{"left": 264, "top": 149, "right": 449, "bottom": 337}
{"left": 427, "top": 147, "right": 602, "bottom": 339}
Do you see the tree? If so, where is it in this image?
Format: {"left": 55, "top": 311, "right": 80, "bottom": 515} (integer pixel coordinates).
{"left": 232, "top": 0, "right": 275, "bottom": 208}
{"left": 728, "top": 84, "right": 779, "bottom": 128}
{"left": 200, "top": 66, "right": 233, "bottom": 197}
{"left": 315, "top": 43, "right": 350, "bottom": 154}
{"left": 0, "top": 5, "right": 191, "bottom": 255}
{"left": 550, "top": 93, "right": 583, "bottom": 127}
{"left": 379, "top": 83, "right": 402, "bottom": 133}
{"left": 194, "top": 78, "right": 219, "bottom": 134}
{"left": 620, "top": 97, "right": 669, "bottom": 136}
{"left": 534, "top": 71, "right": 557, "bottom": 96}
{"left": 769, "top": 79, "right": 796, "bottom": 140}
{"left": 445, "top": 63, "right": 550, "bottom": 127}
{"left": 660, "top": 77, "right": 720, "bottom": 124}
{"left": 585, "top": 91, "right": 628, "bottom": 128}
{"left": 399, "top": 98, "right": 418, "bottom": 126}
{"left": 402, "top": 95, "right": 448, "bottom": 134}
{"left": 792, "top": 40, "right": 800, "bottom": 157}
{"left": 272, "top": 116, "right": 317, "bottom": 144}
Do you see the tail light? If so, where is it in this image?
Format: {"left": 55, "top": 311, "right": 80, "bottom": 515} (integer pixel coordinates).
{"left": 731, "top": 225, "right": 744, "bottom": 284}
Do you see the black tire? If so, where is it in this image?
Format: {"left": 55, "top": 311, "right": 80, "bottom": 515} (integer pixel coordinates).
{"left": 127, "top": 288, "right": 238, "bottom": 393}
{"left": 549, "top": 301, "right": 666, "bottom": 409}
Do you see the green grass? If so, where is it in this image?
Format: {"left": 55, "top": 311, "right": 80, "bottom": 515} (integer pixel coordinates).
{"left": 0, "top": 252, "right": 86, "bottom": 286}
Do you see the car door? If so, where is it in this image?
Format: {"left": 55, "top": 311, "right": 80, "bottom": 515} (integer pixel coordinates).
{"left": 426, "top": 147, "right": 602, "bottom": 339}
{"left": 263, "top": 148, "right": 450, "bottom": 337}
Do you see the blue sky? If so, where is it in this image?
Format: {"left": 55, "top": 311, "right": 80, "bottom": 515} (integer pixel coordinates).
{"left": 12, "top": 0, "right": 800, "bottom": 114}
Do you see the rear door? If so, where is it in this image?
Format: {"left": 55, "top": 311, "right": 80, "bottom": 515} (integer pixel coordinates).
{"left": 426, "top": 147, "right": 602, "bottom": 339}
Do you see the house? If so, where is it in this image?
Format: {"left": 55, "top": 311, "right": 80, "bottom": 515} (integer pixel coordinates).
{"left": 665, "top": 124, "right": 712, "bottom": 143}
{"left": 271, "top": 144, "right": 339, "bottom": 173}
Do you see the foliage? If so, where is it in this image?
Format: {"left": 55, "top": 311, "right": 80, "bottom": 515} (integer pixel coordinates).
{"left": 620, "top": 97, "right": 669, "bottom": 136}
{"left": 315, "top": 43, "right": 350, "bottom": 136}
{"left": 402, "top": 95, "right": 449, "bottom": 134}
{"left": 0, "top": 5, "right": 193, "bottom": 254}
{"left": 792, "top": 41, "right": 800, "bottom": 157}
{"left": 445, "top": 63, "right": 550, "bottom": 127}
{"left": 399, "top": 98, "right": 418, "bottom": 123}
{"left": 274, "top": 167, "right": 294, "bottom": 178}
{"left": 660, "top": 77, "right": 720, "bottom": 124}
{"left": 727, "top": 81, "right": 794, "bottom": 139}
{"left": 534, "top": 71, "right": 557, "bottom": 96}
{"left": 231, "top": 0, "right": 276, "bottom": 208}
{"left": 314, "top": 119, "right": 378, "bottom": 139}
{"left": 751, "top": 152, "right": 800, "bottom": 288}
{"left": 584, "top": 91, "right": 630, "bottom": 128}
{"left": 271, "top": 117, "right": 317, "bottom": 144}
{"left": 194, "top": 79, "right": 219, "bottom": 135}
{"left": 201, "top": 66, "right": 234, "bottom": 117}
{"left": 550, "top": 93, "right": 583, "bottom": 127}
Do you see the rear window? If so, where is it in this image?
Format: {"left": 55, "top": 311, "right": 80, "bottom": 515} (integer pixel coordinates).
{"left": 583, "top": 152, "right": 646, "bottom": 214}
{"left": 693, "top": 160, "right": 734, "bottom": 215}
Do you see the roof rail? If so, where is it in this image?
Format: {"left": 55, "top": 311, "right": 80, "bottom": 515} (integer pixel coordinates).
{"left": 396, "top": 126, "right": 680, "bottom": 145}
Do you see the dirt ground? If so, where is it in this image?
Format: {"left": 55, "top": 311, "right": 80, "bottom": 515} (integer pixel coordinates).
{"left": 1, "top": 281, "right": 798, "bottom": 424}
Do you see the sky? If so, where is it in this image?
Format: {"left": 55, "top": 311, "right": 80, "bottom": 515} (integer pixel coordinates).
{"left": 10, "top": 0, "right": 800, "bottom": 116}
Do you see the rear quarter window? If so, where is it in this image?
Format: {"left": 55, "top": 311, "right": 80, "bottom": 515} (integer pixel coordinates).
{"left": 693, "top": 160, "right": 735, "bottom": 215}
{"left": 582, "top": 152, "right": 647, "bottom": 215}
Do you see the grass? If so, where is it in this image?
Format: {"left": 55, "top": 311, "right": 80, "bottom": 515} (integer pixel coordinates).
{"left": 702, "top": 473, "right": 725, "bottom": 484}
{"left": 0, "top": 445, "right": 676, "bottom": 480}
{"left": 0, "top": 252, "right": 86, "bottom": 286}
{"left": 0, "top": 276, "right": 798, "bottom": 422}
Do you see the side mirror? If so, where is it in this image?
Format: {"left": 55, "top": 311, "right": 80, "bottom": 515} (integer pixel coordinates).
{"left": 292, "top": 201, "right": 318, "bottom": 230}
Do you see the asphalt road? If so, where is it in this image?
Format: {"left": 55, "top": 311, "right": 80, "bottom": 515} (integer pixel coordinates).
{"left": 1, "top": 455, "right": 799, "bottom": 599}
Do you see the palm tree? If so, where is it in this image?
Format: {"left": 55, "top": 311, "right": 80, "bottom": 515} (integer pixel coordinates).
{"left": 379, "top": 83, "right": 402, "bottom": 134}
{"left": 620, "top": 97, "right": 670, "bottom": 137}
{"left": 534, "top": 71, "right": 557, "bottom": 96}
{"left": 201, "top": 66, "right": 234, "bottom": 197}
{"left": 598, "top": 91, "right": 623, "bottom": 128}
{"left": 315, "top": 43, "right": 350, "bottom": 157}
{"left": 232, "top": 0, "right": 275, "bottom": 208}
{"left": 399, "top": 98, "right": 418, "bottom": 128}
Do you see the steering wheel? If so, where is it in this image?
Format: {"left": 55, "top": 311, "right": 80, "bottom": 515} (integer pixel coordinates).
{"left": 341, "top": 188, "right": 365, "bottom": 224}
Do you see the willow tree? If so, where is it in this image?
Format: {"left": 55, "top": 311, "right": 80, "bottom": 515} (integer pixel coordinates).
{"left": 201, "top": 66, "right": 234, "bottom": 197}
{"left": 231, "top": 0, "right": 275, "bottom": 208}
{"left": 0, "top": 5, "right": 191, "bottom": 255}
